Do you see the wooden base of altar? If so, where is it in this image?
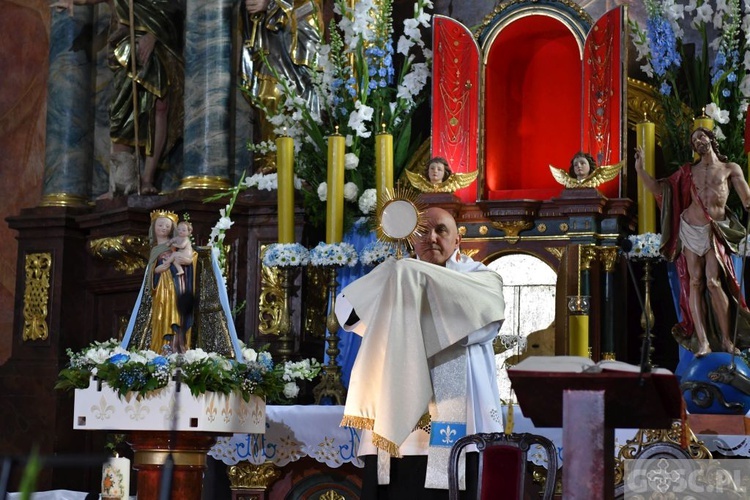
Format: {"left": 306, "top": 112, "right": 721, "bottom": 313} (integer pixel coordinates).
{"left": 127, "top": 431, "right": 218, "bottom": 500}
{"left": 687, "top": 413, "right": 750, "bottom": 435}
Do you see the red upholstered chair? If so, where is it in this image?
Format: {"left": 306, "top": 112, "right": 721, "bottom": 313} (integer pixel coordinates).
{"left": 447, "top": 432, "right": 558, "bottom": 500}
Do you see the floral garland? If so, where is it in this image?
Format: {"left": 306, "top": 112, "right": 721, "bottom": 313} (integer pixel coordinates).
{"left": 55, "top": 339, "right": 321, "bottom": 403}
{"left": 625, "top": 233, "right": 663, "bottom": 260}
{"left": 309, "top": 242, "right": 359, "bottom": 267}
{"left": 262, "top": 243, "right": 310, "bottom": 267}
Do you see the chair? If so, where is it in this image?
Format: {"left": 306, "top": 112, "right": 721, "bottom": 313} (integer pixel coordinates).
{"left": 448, "top": 432, "right": 558, "bottom": 500}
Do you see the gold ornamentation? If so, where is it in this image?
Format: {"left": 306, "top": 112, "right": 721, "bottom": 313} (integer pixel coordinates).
{"left": 462, "top": 249, "right": 480, "bottom": 259}
{"left": 227, "top": 462, "right": 281, "bottom": 490}
{"left": 258, "top": 246, "right": 283, "bottom": 336}
{"left": 303, "top": 265, "right": 328, "bottom": 339}
{"left": 537, "top": 223, "right": 547, "bottom": 233}
{"left": 559, "top": 223, "right": 569, "bottom": 232}
{"left": 489, "top": 220, "right": 533, "bottom": 244}
{"left": 405, "top": 169, "right": 478, "bottom": 193}
{"left": 134, "top": 450, "right": 208, "bottom": 467}
{"left": 320, "top": 491, "right": 345, "bottom": 500}
{"left": 545, "top": 247, "right": 564, "bottom": 260}
{"left": 475, "top": 0, "right": 592, "bottom": 40}
{"left": 23, "top": 252, "right": 52, "bottom": 341}
{"left": 178, "top": 176, "right": 231, "bottom": 191}
{"left": 580, "top": 245, "right": 597, "bottom": 271}
{"left": 458, "top": 226, "right": 467, "bottom": 236}
{"left": 150, "top": 210, "right": 179, "bottom": 225}
{"left": 597, "top": 246, "right": 619, "bottom": 273}
{"left": 88, "top": 236, "right": 150, "bottom": 274}
{"left": 376, "top": 184, "right": 427, "bottom": 257}
{"left": 601, "top": 352, "right": 616, "bottom": 361}
{"left": 39, "top": 193, "right": 90, "bottom": 207}
{"left": 478, "top": 225, "right": 488, "bottom": 235}
{"left": 626, "top": 78, "right": 693, "bottom": 142}
{"left": 549, "top": 160, "right": 624, "bottom": 189}
{"left": 614, "top": 421, "right": 711, "bottom": 487}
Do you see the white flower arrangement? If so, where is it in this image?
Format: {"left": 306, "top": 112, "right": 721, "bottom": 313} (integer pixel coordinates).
{"left": 56, "top": 339, "right": 321, "bottom": 403}
{"left": 309, "top": 242, "right": 359, "bottom": 267}
{"left": 625, "top": 233, "right": 663, "bottom": 260}
{"left": 360, "top": 240, "right": 399, "bottom": 266}
{"left": 262, "top": 243, "right": 311, "bottom": 268}
{"left": 244, "top": 0, "right": 433, "bottom": 232}
{"left": 244, "top": 172, "right": 304, "bottom": 192}
{"left": 358, "top": 188, "right": 377, "bottom": 214}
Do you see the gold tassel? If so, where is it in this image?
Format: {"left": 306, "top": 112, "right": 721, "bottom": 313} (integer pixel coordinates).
{"left": 340, "top": 415, "right": 374, "bottom": 430}
{"left": 372, "top": 432, "right": 401, "bottom": 457}
{"left": 504, "top": 401, "right": 515, "bottom": 434}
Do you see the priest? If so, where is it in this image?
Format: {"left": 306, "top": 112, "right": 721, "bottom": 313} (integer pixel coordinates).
{"left": 337, "top": 207, "right": 505, "bottom": 498}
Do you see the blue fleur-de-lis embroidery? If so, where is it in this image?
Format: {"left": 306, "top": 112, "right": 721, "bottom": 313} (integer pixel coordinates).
{"left": 440, "top": 425, "right": 457, "bottom": 444}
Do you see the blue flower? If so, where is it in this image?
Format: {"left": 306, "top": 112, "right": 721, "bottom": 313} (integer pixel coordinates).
{"left": 148, "top": 356, "right": 168, "bottom": 367}
{"left": 727, "top": 72, "right": 737, "bottom": 83}
{"left": 723, "top": 88, "right": 731, "bottom": 97}
{"left": 659, "top": 82, "right": 672, "bottom": 95}
{"left": 108, "top": 353, "right": 129, "bottom": 366}
{"left": 645, "top": 16, "right": 681, "bottom": 77}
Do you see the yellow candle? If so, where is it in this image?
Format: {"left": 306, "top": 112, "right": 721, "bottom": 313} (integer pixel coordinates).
{"left": 375, "top": 127, "right": 393, "bottom": 210}
{"left": 326, "top": 133, "right": 345, "bottom": 243}
{"left": 693, "top": 114, "right": 715, "bottom": 132}
{"left": 276, "top": 135, "right": 295, "bottom": 244}
{"left": 568, "top": 314, "right": 589, "bottom": 357}
{"left": 636, "top": 119, "right": 656, "bottom": 233}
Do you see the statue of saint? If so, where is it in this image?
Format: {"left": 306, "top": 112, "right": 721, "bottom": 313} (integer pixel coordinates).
{"left": 240, "top": 0, "right": 323, "bottom": 173}
{"left": 52, "top": 0, "right": 184, "bottom": 196}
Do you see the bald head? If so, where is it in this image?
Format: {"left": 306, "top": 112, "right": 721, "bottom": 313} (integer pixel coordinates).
{"left": 414, "top": 207, "right": 461, "bottom": 266}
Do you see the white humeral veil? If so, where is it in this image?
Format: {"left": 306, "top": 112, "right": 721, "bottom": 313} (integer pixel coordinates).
{"left": 336, "top": 253, "right": 505, "bottom": 489}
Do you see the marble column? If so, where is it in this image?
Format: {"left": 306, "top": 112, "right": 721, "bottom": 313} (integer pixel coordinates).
{"left": 181, "top": 0, "right": 233, "bottom": 190}
{"left": 41, "top": 7, "right": 95, "bottom": 206}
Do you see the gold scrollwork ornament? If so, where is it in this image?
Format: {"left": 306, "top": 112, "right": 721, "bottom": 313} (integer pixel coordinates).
{"left": 23, "top": 252, "right": 52, "bottom": 341}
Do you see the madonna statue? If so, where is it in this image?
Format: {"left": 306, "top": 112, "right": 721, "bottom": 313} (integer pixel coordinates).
{"left": 122, "top": 210, "right": 195, "bottom": 354}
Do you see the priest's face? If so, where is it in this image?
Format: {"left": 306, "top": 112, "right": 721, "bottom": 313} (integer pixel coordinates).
{"left": 415, "top": 207, "right": 461, "bottom": 266}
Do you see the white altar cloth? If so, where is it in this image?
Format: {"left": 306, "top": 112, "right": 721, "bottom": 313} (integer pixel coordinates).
{"left": 207, "top": 404, "right": 649, "bottom": 471}
{"left": 209, "top": 405, "right": 362, "bottom": 468}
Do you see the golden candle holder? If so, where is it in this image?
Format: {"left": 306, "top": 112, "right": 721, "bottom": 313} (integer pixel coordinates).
{"left": 640, "top": 259, "right": 656, "bottom": 368}
{"left": 276, "top": 267, "right": 296, "bottom": 362}
{"left": 313, "top": 265, "right": 347, "bottom": 405}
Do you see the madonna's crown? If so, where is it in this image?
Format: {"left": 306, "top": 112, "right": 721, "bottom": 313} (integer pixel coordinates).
{"left": 150, "top": 210, "right": 179, "bottom": 226}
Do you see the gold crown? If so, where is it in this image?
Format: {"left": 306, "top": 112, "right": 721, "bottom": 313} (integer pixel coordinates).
{"left": 150, "top": 210, "right": 179, "bottom": 226}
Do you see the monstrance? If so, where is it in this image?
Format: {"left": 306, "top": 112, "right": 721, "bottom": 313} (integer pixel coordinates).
{"left": 375, "top": 184, "right": 427, "bottom": 258}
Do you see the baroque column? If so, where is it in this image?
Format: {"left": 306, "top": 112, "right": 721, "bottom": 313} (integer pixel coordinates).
{"left": 181, "top": 0, "right": 233, "bottom": 190}
{"left": 41, "top": 7, "right": 95, "bottom": 206}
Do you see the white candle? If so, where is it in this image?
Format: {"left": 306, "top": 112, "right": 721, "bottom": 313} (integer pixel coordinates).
{"left": 102, "top": 455, "right": 130, "bottom": 499}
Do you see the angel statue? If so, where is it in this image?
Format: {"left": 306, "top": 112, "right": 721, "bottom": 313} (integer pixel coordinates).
{"left": 549, "top": 151, "right": 623, "bottom": 189}
{"left": 405, "top": 156, "right": 478, "bottom": 193}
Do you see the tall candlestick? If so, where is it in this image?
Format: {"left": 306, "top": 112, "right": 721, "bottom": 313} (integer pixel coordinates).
{"left": 636, "top": 117, "right": 656, "bottom": 233}
{"left": 326, "top": 131, "right": 345, "bottom": 243}
{"left": 375, "top": 125, "right": 393, "bottom": 210}
{"left": 276, "top": 135, "right": 295, "bottom": 243}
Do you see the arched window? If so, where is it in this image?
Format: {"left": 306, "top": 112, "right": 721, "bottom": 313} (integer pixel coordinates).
{"left": 487, "top": 253, "right": 556, "bottom": 403}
